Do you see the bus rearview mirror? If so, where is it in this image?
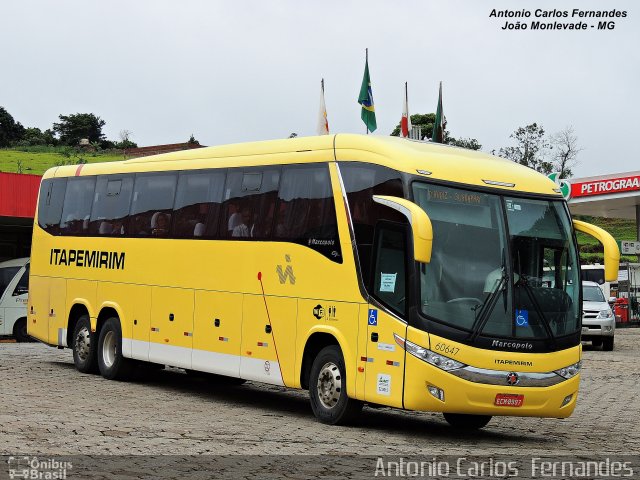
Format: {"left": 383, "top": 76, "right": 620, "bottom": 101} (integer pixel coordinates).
{"left": 372, "top": 195, "right": 433, "bottom": 263}
{"left": 573, "top": 219, "right": 620, "bottom": 282}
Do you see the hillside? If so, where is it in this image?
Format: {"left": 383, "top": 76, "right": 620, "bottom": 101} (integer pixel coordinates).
{"left": 0, "top": 147, "right": 123, "bottom": 175}
{"left": 574, "top": 215, "right": 638, "bottom": 264}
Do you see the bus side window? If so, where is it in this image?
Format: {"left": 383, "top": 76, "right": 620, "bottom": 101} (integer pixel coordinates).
{"left": 12, "top": 263, "right": 29, "bottom": 296}
{"left": 371, "top": 224, "right": 408, "bottom": 317}
{"left": 275, "top": 164, "right": 341, "bottom": 261}
{"left": 37, "top": 178, "right": 67, "bottom": 235}
{"left": 173, "top": 170, "right": 226, "bottom": 238}
{"left": 59, "top": 177, "right": 96, "bottom": 236}
{"left": 0, "top": 266, "right": 20, "bottom": 299}
{"left": 339, "top": 162, "right": 404, "bottom": 281}
{"left": 221, "top": 168, "right": 280, "bottom": 239}
{"left": 89, "top": 176, "right": 134, "bottom": 235}
{"left": 130, "top": 173, "right": 178, "bottom": 237}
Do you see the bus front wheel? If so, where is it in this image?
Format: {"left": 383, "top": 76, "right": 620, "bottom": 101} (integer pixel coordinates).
{"left": 443, "top": 413, "right": 492, "bottom": 430}
{"left": 309, "top": 345, "right": 362, "bottom": 425}
{"left": 72, "top": 315, "right": 98, "bottom": 374}
{"left": 97, "top": 317, "right": 134, "bottom": 380}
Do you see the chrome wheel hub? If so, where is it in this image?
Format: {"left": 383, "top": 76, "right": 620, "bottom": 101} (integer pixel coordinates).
{"left": 316, "top": 361, "right": 342, "bottom": 409}
{"left": 102, "top": 330, "right": 117, "bottom": 368}
{"left": 75, "top": 327, "right": 91, "bottom": 361}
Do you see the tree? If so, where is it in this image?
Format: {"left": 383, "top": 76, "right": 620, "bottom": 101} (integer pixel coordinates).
{"left": 549, "top": 126, "right": 581, "bottom": 178}
{"left": 0, "top": 107, "right": 25, "bottom": 147}
{"left": 447, "top": 137, "right": 482, "bottom": 151}
{"left": 391, "top": 113, "right": 436, "bottom": 139}
{"left": 115, "top": 129, "right": 137, "bottom": 149}
{"left": 16, "top": 127, "right": 57, "bottom": 147}
{"left": 53, "top": 113, "right": 106, "bottom": 146}
{"left": 495, "top": 123, "right": 553, "bottom": 174}
{"left": 390, "top": 113, "right": 481, "bottom": 150}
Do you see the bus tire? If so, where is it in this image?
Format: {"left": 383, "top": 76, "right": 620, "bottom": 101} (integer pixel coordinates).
{"left": 72, "top": 315, "right": 99, "bottom": 374}
{"left": 13, "top": 318, "right": 30, "bottom": 342}
{"left": 602, "top": 337, "right": 614, "bottom": 351}
{"left": 97, "top": 317, "right": 134, "bottom": 381}
{"left": 309, "top": 345, "right": 362, "bottom": 425}
{"left": 443, "top": 413, "right": 492, "bottom": 430}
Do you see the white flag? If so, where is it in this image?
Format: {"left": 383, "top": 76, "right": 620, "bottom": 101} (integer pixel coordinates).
{"left": 317, "top": 79, "right": 329, "bottom": 135}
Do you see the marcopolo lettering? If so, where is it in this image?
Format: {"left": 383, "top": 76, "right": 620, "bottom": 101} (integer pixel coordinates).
{"left": 491, "top": 339, "right": 533, "bottom": 351}
{"left": 50, "top": 248, "right": 125, "bottom": 270}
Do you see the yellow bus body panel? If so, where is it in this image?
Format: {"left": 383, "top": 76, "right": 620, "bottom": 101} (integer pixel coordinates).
{"left": 28, "top": 134, "right": 582, "bottom": 420}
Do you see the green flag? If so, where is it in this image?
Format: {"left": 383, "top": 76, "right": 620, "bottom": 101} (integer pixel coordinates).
{"left": 358, "top": 52, "right": 377, "bottom": 133}
{"left": 432, "top": 81, "right": 446, "bottom": 143}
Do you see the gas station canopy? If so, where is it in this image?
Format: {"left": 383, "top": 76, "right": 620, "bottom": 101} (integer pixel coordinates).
{"left": 567, "top": 171, "right": 640, "bottom": 223}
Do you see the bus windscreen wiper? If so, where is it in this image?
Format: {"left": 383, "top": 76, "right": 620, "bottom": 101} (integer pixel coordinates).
{"left": 469, "top": 265, "right": 507, "bottom": 342}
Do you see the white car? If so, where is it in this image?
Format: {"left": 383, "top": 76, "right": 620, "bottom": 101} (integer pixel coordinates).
{"left": 581, "top": 280, "right": 616, "bottom": 351}
{"left": 0, "top": 257, "right": 30, "bottom": 342}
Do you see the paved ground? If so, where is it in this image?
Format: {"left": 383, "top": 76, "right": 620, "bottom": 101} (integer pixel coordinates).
{"left": 0, "top": 330, "right": 638, "bottom": 459}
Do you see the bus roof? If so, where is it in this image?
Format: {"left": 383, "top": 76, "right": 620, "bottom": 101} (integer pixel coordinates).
{"left": 47, "top": 134, "right": 560, "bottom": 197}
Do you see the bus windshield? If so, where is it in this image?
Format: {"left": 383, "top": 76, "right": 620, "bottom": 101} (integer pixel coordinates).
{"left": 412, "top": 183, "right": 580, "bottom": 341}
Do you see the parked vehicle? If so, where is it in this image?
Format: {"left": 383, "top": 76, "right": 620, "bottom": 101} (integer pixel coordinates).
{"left": 0, "top": 257, "right": 30, "bottom": 342}
{"left": 581, "top": 280, "right": 615, "bottom": 351}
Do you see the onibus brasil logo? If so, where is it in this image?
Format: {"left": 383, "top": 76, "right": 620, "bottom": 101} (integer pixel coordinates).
{"left": 548, "top": 172, "right": 571, "bottom": 200}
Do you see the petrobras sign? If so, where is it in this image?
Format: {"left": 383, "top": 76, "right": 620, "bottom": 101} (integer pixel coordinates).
{"left": 571, "top": 174, "right": 640, "bottom": 198}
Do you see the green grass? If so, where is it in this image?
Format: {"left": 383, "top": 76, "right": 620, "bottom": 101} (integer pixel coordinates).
{"left": 0, "top": 148, "right": 124, "bottom": 175}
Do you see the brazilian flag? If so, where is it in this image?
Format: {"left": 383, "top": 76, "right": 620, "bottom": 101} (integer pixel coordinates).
{"left": 358, "top": 56, "right": 377, "bottom": 133}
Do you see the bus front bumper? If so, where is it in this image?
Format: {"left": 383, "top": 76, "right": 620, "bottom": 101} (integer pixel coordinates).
{"left": 403, "top": 355, "right": 579, "bottom": 418}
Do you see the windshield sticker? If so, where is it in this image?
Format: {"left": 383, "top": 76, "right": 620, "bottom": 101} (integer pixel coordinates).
{"left": 380, "top": 273, "right": 397, "bottom": 292}
{"left": 506, "top": 200, "right": 522, "bottom": 212}
{"left": 515, "top": 309, "right": 529, "bottom": 327}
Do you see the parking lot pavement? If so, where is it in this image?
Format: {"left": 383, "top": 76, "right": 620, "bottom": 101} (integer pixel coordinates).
{"left": 0, "top": 330, "right": 638, "bottom": 457}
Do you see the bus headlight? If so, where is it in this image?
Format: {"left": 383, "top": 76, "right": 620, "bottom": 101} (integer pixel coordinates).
{"left": 394, "top": 334, "right": 466, "bottom": 371}
{"left": 554, "top": 361, "right": 581, "bottom": 379}
{"left": 597, "top": 309, "right": 613, "bottom": 319}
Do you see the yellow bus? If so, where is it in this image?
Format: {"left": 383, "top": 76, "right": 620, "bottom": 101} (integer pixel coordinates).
{"left": 28, "top": 134, "right": 619, "bottom": 428}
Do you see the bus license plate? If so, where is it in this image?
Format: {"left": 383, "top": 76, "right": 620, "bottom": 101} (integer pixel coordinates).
{"left": 494, "top": 394, "right": 524, "bottom": 407}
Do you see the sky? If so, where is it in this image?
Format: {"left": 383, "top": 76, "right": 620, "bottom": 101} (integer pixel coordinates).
{"left": 1, "top": 0, "right": 637, "bottom": 178}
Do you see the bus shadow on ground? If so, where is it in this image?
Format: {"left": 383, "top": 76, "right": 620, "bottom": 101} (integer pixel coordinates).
{"left": 47, "top": 360, "right": 548, "bottom": 443}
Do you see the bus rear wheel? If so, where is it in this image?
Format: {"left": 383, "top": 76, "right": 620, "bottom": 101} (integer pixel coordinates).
{"left": 13, "top": 318, "right": 30, "bottom": 342}
{"left": 97, "top": 317, "right": 134, "bottom": 380}
{"left": 309, "top": 345, "right": 362, "bottom": 425}
{"left": 72, "top": 315, "right": 98, "bottom": 374}
{"left": 443, "top": 413, "right": 492, "bottom": 430}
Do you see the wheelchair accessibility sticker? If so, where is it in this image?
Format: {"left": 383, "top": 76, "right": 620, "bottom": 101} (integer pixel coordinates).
{"left": 368, "top": 309, "right": 378, "bottom": 326}
{"left": 515, "top": 309, "right": 529, "bottom": 327}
